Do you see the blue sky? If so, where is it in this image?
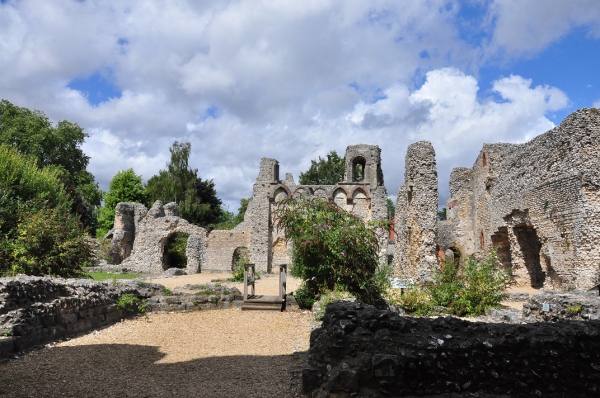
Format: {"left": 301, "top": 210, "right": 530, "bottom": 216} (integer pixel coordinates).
{"left": 1, "top": 0, "right": 600, "bottom": 210}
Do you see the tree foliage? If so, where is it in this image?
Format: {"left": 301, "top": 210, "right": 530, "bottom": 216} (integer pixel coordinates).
{"left": 298, "top": 151, "right": 345, "bottom": 185}
{"left": 146, "top": 141, "right": 224, "bottom": 228}
{"left": 97, "top": 168, "right": 150, "bottom": 237}
{"left": 0, "top": 99, "right": 101, "bottom": 231}
{"left": 0, "top": 144, "right": 91, "bottom": 277}
{"left": 274, "top": 197, "right": 383, "bottom": 308}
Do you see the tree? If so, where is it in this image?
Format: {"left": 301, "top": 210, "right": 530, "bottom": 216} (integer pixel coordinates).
{"left": 97, "top": 168, "right": 150, "bottom": 237}
{"left": 438, "top": 207, "right": 447, "bottom": 221}
{"left": 274, "top": 197, "right": 384, "bottom": 308}
{"left": 0, "top": 99, "right": 102, "bottom": 231}
{"left": 146, "top": 141, "right": 224, "bottom": 228}
{"left": 299, "top": 151, "right": 345, "bottom": 185}
{"left": 0, "top": 144, "right": 92, "bottom": 277}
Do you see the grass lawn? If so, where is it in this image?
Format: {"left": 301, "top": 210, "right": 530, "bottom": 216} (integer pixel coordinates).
{"left": 85, "top": 272, "right": 141, "bottom": 281}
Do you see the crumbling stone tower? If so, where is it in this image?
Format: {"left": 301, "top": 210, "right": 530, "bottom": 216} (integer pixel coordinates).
{"left": 394, "top": 141, "right": 439, "bottom": 281}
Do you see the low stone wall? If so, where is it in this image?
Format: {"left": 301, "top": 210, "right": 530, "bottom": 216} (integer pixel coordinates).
{"left": 303, "top": 301, "right": 600, "bottom": 397}
{"left": 0, "top": 276, "right": 242, "bottom": 360}
{"left": 523, "top": 290, "right": 600, "bottom": 321}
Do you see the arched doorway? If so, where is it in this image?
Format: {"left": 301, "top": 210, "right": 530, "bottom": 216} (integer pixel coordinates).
{"left": 231, "top": 246, "right": 249, "bottom": 271}
{"left": 162, "top": 232, "right": 189, "bottom": 270}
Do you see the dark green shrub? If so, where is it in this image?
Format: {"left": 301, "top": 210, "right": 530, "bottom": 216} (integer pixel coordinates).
{"left": 293, "top": 284, "right": 318, "bottom": 310}
{"left": 274, "top": 197, "right": 384, "bottom": 306}
{"left": 228, "top": 250, "right": 249, "bottom": 282}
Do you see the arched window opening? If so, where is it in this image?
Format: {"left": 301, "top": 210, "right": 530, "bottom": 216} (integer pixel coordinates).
{"left": 352, "top": 157, "right": 366, "bottom": 182}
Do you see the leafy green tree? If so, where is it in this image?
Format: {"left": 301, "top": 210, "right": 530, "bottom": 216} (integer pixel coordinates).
{"left": 0, "top": 144, "right": 91, "bottom": 277}
{"left": 212, "top": 198, "right": 252, "bottom": 230}
{"left": 235, "top": 198, "right": 251, "bottom": 224}
{"left": 387, "top": 198, "right": 395, "bottom": 219}
{"left": 0, "top": 99, "right": 102, "bottom": 231}
{"left": 274, "top": 197, "right": 383, "bottom": 308}
{"left": 96, "top": 168, "right": 150, "bottom": 237}
{"left": 146, "top": 141, "right": 224, "bottom": 228}
{"left": 438, "top": 207, "right": 447, "bottom": 221}
{"left": 299, "top": 151, "right": 345, "bottom": 185}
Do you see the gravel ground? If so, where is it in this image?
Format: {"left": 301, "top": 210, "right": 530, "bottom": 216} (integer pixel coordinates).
{"left": 0, "top": 273, "right": 313, "bottom": 398}
{"left": 148, "top": 272, "right": 304, "bottom": 297}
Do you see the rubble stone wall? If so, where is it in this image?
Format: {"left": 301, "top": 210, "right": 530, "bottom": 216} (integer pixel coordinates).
{"left": 205, "top": 229, "right": 250, "bottom": 273}
{"left": 120, "top": 201, "right": 208, "bottom": 274}
{"left": 442, "top": 108, "right": 600, "bottom": 289}
{"left": 303, "top": 301, "right": 600, "bottom": 397}
{"left": 394, "top": 141, "right": 438, "bottom": 281}
{"left": 0, "top": 276, "right": 162, "bottom": 360}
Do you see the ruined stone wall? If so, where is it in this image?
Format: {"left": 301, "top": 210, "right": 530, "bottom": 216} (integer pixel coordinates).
{"left": 303, "top": 301, "right": 600, "bottom": 397}
{"left": 246, "top": 145, "right": 389, "bottom": 273}
{"left": 120, "top": 201, "right": 208, "bottom": 274}
{"left": 394, "top": 141, "right": 438, "bottom": 281}
{"left": 205, "top": 229, "right": 250, "bottom": 273}
{"left": 442, "top": 108, "right": 600, "bottom": 289}
{"left": 0, "top": 276, "right": 163, "bottom": 360}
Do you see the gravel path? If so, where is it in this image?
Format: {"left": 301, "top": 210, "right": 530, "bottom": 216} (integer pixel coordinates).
{"left": 0, "top": 274, "right": 313, "bottom": 398}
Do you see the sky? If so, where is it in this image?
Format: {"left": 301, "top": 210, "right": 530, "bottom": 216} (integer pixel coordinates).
{"left": 2, "top": 0, "right": 600, "bottom": 212}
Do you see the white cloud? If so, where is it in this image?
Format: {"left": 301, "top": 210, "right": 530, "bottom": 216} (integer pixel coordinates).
{"left": 0, "top": 1, "right": 575, "bottom": 210}
{"left": 487, "top": 0, "right": 600, "bottom": 57}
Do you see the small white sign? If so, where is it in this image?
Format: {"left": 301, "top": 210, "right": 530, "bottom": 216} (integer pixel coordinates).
{"left": 390, "top": 278, "right": 414, "bottom": 289}
{"left": 542, "top": 303, "right": 550, "bottom": 312}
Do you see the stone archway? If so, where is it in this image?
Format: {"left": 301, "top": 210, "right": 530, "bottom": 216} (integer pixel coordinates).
{"left": 231, "top": 246, "right": 249, "bottom": 271}
{"left": 512, "top": 224, "right": 544, "bottom": 288}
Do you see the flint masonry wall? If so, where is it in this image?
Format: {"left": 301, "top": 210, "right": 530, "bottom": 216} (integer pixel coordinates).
{"left": 244, "top": 145, "right": 389, "bottom": 273}
{"left": 303, "top": 301, "right": 600, "bottom": 397}
{"left": 204, "top": 228, "right": 250, "bottom": 273}
{"left": 442, "top": 108, "right": 600, "bottom": 289}
{"left": 394, "top": 141, "right": 438, "bottom": 281}
{"left": 0, "top": 276, "right": 162, "bottom": 360}
{"left": 120, "top": 201, "right": 208, "bottom": 274}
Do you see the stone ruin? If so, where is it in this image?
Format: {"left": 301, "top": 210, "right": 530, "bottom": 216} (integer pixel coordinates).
{"left": 394, "top": 108, "right": 600, "bottom": 290}
{"left": 106, "top": 144, "right": 389, "bottom": 274}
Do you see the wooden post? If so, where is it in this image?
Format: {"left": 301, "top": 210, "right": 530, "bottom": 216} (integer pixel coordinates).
{"left": 243, "top": 263, "right": 255, "bottom": 300}
{"left": 279, "top": 264, "right": 287, "bottom": 300}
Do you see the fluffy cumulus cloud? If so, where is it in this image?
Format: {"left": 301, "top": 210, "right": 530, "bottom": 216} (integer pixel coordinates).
{"left": 486, "top": 0, "right": 600, "bottom": 58}
{"left": 0, "top": 0, "right": 582, "bottom": 209}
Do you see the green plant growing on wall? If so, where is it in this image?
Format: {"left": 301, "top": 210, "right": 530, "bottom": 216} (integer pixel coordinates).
{"left": 116, "top": 293, "right": 148, "bottom": 316}
{"left": 274, "top": 197, "right": 383, "bottom": 309}
{"left": 566, "top": 303, "right": 583, "bottom": 315}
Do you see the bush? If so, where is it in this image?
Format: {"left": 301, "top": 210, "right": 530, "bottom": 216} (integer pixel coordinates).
{"left": 0, "top": 145, "right": 92, "bottom": 277}
{"left": 274, "top": 197, "right": 385, "bottom": 306}
{"left": 229, "top": 251, "right": 249, "bottom": 282}
{"left": 400, "top": 249, "right": 512, "bottom": 317}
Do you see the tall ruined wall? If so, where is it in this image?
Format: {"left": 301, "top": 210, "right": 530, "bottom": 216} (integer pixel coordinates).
{"left": 443, "top": 108, "right": 600, "bottom": 289}
{"left": 246, "top": 158, "right": 279, "bottom": 273}
{"left": 394, "top": 141, "right": 438, "bottom": 281}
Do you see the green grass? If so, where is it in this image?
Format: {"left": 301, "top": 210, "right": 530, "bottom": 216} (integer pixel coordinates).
{"left": 85, "top": 272, "right": 141, "bottom": 281}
